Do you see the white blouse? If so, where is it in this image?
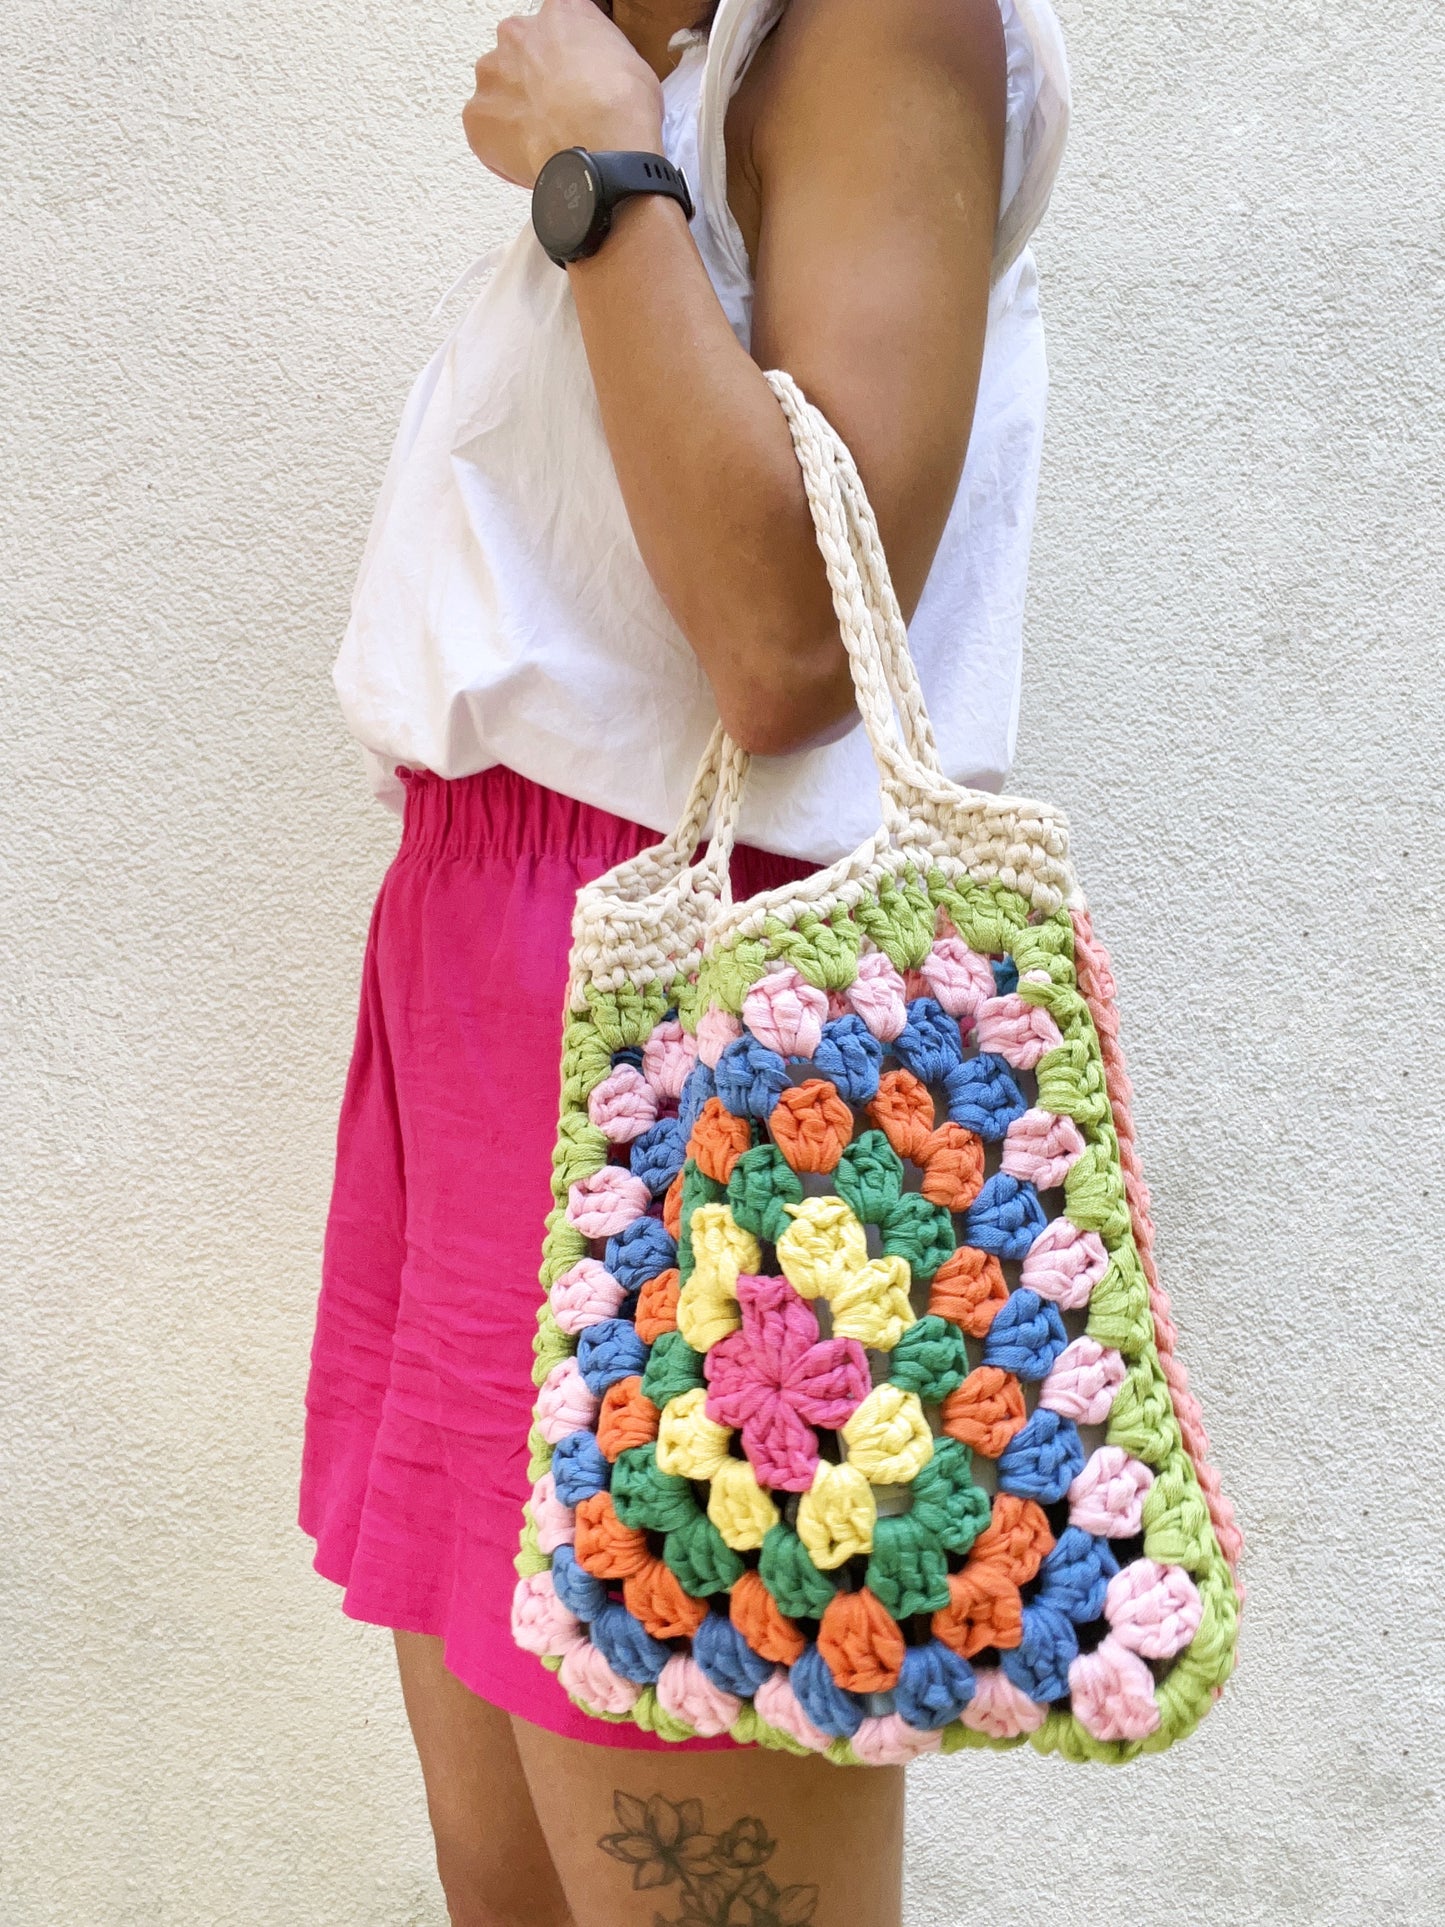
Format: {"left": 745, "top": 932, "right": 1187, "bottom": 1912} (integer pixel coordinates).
{"left": 333, "top": 0, "right": 1072, "bottom": 864}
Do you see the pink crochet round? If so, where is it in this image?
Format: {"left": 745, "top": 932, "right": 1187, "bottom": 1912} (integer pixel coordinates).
{"left": 919, "top": 936, "right": 997, "bottom": 1026}
{"left": 851, "top": 1715, "right": 943, "bottom": 1765}
{"left": 510, "top": 1573, "right": 584, "bottom": 1660}
{"left": 1068, "top": 1637, "right": 1162, "bottom": 1742}
{"left": 535, "top": 1357, "right": 599, "bottom": 1444}
{"left": 641, "top": 1018, "right": 697, "bottom": 1101}
{"left": 1002, "top": 1107, "right": 1087, "bottom": 1191}
{"left": 559, "top": 1639, "right": 641, "bottom": 1716}
{"left": 1040, "top": 1337, "right": 1127, "bottom": 1426}
{"left": 528, "top": 1472, "right": 576, "bottom": 1554}
{"left": 586, "top": 1064, "right": 659, "bottom": 1142}
{"left": 695, "top": 1006, "right": 744, "bottom": 1069}
{"left": 1105, "top": 1559, "right": 1204, "bottom": 1660}
{"left": 1020, "top": 1217, "right": 1110, "bottom": 1310}
{"left": 844, "top": 949, "right": 909, "bottom": 1042}
{"left": 1067, "top": 1447, "right": 1155, "bottom": 1537}
{"left": 743, "top": 965, "right": 829, "bottom": 1059}
{"left": 565, "top": 1166, "right": 651, "bottom": 1239}
{"left": 961, "top": 1669, "right": 1047, "bottom": 1739}
{"left": 549, "top": 1258, "right": 626, "bottom": 1334}
{"left": 752, "top": 1669, "right": 833, "bottom": 1753}
{"left": 704, "top": 1273, "right": 870, "bottom": 1490}
{"left": 973, "top": 992, "right": 1063, "bottom": 1069}
{"left": 655, "top": 1655, "right": 741, "bottom": 1737}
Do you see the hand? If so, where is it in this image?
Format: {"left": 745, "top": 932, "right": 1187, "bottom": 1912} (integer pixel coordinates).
{"left": 463, "top": 0, "right": 666, "bottom": 189}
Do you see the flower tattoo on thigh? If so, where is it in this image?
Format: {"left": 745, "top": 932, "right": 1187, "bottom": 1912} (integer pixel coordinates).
{"left": 598, "top": 1791, "right": 819, "bottom": 1925}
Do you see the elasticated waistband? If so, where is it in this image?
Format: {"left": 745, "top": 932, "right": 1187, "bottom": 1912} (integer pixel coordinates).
{"left": 396, "top": 763, "right": 817, "bottom": 897}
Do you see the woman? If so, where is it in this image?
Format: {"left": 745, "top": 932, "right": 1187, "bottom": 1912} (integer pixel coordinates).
{"left": 301, "top": 0, "right": 1070, "bottom": 1920}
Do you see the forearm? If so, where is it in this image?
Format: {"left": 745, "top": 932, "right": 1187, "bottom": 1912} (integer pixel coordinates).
{"left": 566, "top": 195, "right": 854, "bottom": 755}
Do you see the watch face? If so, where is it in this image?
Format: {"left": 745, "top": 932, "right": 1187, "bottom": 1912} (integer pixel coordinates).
{"left": 532, "top": 149, "right": 599, "bottom": 260}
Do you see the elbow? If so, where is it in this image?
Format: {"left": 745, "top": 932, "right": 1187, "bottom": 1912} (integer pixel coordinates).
{"left": 712, "top": 626, "right": 860, "bottom": 758}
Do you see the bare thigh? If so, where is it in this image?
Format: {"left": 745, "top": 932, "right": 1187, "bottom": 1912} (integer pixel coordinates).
{"left": 512, "top": 1717, "right": 904, "bottom": 1927}
{"left": 393, "top": 1631, "right": 572, "bottom": 1927}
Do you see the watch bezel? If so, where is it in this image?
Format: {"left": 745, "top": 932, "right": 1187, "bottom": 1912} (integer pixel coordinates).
{"left": 531, "top": 147, "right": 606, "bottom": 267}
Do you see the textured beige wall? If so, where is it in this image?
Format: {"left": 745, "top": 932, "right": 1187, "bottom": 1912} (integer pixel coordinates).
{"left": 3, "top": 1, "right": 1442, "bottom": 1921}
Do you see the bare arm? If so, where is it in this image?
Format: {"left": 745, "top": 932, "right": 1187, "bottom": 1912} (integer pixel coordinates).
{"left": 464, "top": 0, "right": 1006, "bottom": 755}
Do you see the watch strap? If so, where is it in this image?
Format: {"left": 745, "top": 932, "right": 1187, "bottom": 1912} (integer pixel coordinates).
{"left": 590, "top": 150, "right": 695, "bottom": 226}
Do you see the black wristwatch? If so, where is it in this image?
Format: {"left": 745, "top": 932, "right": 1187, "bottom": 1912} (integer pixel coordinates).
{"left": 531, "top": 148, "right": 694, "bottom": 267}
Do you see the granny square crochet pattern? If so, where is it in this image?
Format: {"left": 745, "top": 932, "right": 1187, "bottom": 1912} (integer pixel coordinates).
{"left": 516, "top": 879, "right": 1243, "bottom": 1765}
{"left": 512, "top": 372, "right": 1243, "bottom": 1766}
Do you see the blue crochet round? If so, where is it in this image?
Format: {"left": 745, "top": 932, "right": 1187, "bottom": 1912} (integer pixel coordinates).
{"left": 550, "top": 1429, "right": 610, "bottom": 1507}
{"left": 963, "top": 1171, "right": 1048, "bottom": 1260}
{"left": 714, "top": 1036, "right": 790, "bottom": 1119}
{"left": 893, "top": 998, "right": 966, "bottom": 1083}
{"left": 790, "top": 1643, "right": 866, "bottom": 1739}
{"left": 576, "top": 1318, "right": 650, "bottom": 1397}
{"left": 590, "top": 1603, "right": 671, "bottom": 1686}
{"left": 894, "top": 1641, "right": 976, "bottom": 1730}
{"left": 1037, "top": 1527, "right": 1120, "bottom": 1625}
{"left": 677, "top": 1062, "right": 717, "bottom": 1137}
{"left": 549, "top": 1544, "right": 607, "bottom": 1622}
{"left": 812, "top": 1014, "right": 883, "bottom": 1104}
{"left": 1000, "top": 1600, "right": 1078, "bottom": 1704}
{"left": 982, "top": 1288, "right": 1068, "bottom": 1379}
{"left": 604, "top": 1216, "right": 678, "bottom": 1292}
{"left": 942, "top": 1054, "right": 1028, "bottom": 1141}
{"left": 691, "top": 1612, "right": 773, "bottom": 1698}
{"left": 630, "top": 1118, "right": 687, "bottom": 1197}
{"left": 997, "top": 1408, "right": 1086, "bottom": 1505}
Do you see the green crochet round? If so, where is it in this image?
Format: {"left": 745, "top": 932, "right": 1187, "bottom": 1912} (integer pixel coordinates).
{"left": 865, "top": 1513, "right": 951, "bottom": 1618}
{"left": 880, "top": 1192, "right": 955, "bottom": 1281}
{"left": 662, "top": 1514, "right": 746, "bottom": 1596}
{"left": 640, "top": 1330, "right": 707, "bottom": 1408}
{"left": 758, "top": 1523, "right": 838, "bottom": 1618}
{"left": 833, "top": 1130, "right": 905, "bottom": 1225}
{"left": 887, "top": 1315, "right": 968, "bottom": 1402}
{"left": 610, "top": 1444, "right": 700, "bottom": 1534}
{"left": 910, "top": 1437, "right": 990, "bottom": 1555}
{"left": 727, "top": 1144, "right": 805, "bottom": 1245}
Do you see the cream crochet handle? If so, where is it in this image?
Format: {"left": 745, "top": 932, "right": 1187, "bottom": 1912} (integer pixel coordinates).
{"left": 703, "top": 368, "right": 949, "bottom": 894}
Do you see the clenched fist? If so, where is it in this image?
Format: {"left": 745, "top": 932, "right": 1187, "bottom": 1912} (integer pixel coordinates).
{"left": 463, "top": 0, "right": 666, "bottom": 188}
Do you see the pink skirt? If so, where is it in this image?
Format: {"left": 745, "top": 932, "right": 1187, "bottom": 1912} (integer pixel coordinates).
{"left": 299, "top": 765, "right": 815, "bottom": 1748}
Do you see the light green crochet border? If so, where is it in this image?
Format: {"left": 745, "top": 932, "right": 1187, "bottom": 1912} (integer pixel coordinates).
{"left": 518, "top": 863, "right": 1240, "bottom": 1764}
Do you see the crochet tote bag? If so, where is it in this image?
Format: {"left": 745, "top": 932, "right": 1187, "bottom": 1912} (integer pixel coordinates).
{"left": 513, "top": 371, "right": 1243, "bottom": 1766}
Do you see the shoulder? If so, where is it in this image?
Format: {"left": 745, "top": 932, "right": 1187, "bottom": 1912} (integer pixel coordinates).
{"left": 749, "top": 0, "right": 1006, "bottom": 123}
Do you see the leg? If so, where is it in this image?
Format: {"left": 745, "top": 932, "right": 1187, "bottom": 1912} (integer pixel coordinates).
{"left": 512, "top": 1717, "right": 904, "bottom": 1927}
{"left": 394, "top": 1631, "right": 575, "bottom": 1927}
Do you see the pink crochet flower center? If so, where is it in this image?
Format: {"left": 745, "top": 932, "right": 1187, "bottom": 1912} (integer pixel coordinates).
{"left": 704, "top": 1273, "right": 870, "bottom": 1490}
{"left": 973, "top": 992, "right": 1063, "bottom": 1070}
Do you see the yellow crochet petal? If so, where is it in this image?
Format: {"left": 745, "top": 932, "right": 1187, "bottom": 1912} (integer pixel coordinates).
{"left": 841, "top": 1384, "right": 935, "bottom": 1485}
{"left": 775, "top": 1194, "right": 868, "bottom": 1302}
{"left": 829, "top": 1254, "right": 917, "bottom": 1351}
{"left": 707, "top": 1456, "right": 780, "bottom": 1552}
{"left": 675, "top": 1203, "right": 757, "bottom": 1350}
{"left": 795, "top": 1460, "right": 877, "bottom": 1568}
{"left": 655, "top": 1386, "right": 732, "bottom": 1480}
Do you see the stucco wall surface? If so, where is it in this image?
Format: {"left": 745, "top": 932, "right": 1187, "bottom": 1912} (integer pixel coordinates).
{"left": 2, "top": 1, "right": 1442, "bottom": 1921}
